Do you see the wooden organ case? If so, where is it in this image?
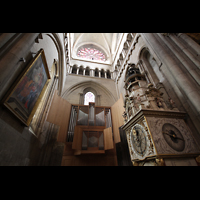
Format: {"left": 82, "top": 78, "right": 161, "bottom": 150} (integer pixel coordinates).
{"left": 67, "top": 102, "right": 114, "bottom": 155}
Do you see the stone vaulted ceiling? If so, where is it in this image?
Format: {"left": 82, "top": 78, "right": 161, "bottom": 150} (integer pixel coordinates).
{"left": 69, "top": 33, "right": 123, "bottom": 65}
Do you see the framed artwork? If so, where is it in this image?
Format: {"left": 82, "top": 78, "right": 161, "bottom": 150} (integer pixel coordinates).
{"left": 3, "top": 49, "right": 51, "bottom": 126}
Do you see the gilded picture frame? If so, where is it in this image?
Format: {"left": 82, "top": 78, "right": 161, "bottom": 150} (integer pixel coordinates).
{"left": 3, "top": 49, "right": 51, "bottom": 126}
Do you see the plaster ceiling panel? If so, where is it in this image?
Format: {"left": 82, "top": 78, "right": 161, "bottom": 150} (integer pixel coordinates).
{"left": 74, "top": 33, "right": 82, "bottom": 43}
{"left": 74, "top": 33, "right": 110, "bottom": 52}
{"left": 103, "top": 33, "right": 114, "bottom": 48}
{"left": 70, "top": 33, "right": 124, "bottom": 65}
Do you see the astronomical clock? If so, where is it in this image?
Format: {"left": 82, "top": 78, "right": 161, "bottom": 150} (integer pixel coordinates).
{"left": 122, "top": 63, "right": 200, "bottom": 166}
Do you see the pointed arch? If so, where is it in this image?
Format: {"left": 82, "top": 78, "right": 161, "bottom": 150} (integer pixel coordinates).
{"left": 62, "top": 81, "right": 117, "bottom": 106}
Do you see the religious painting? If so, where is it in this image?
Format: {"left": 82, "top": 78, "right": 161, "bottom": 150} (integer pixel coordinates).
{"left": 3, "top": 49, "right": 51, "bottom": 126}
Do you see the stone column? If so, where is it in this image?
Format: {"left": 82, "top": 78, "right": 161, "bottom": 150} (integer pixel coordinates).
{"left": 77, "top": 67, "right": 79, "bottom": 75}
{"left": 0, "top": 33, "right": 39, "bottom": 100}
{"left": 178, "top": 33, "right": 200, "bottom": 56}
{"left": 141, "top": 33, "right": 200, "bottom": 115}
{"left": 111, "top": 72, "right": 114, "bottom": 79}
{"left": 169, "top": 34, "right": 200, "bottom": 69}
{"left": 0, "top": 33, "right": 16, "bottom": 48}
{"left": 105, "top": 71, "right": 107, "bottom": 79}
{"left": 90, "top": 69, "right": 93, "bottom": 76}
{"left": 0, "top": 33, "right": 22, "bottom": 57}
{"left": 83, "top": 69, "right": 86, "bottom": 76}
{"left": 92, "top": 69, "right": 95, "bottom": 77}
{"left": 138, "top": 60, "right": 151, "bottom": 84}
{"left": 157, "top": 33, "right": 200, "bottom": 86}
{"left": 69, "top": 66, "right": 72, "bottom": 74}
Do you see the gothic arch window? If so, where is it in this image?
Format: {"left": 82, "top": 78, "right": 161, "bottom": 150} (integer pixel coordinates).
{"left": 95, "top": 68, "right": 99, "bottom": 77}
{"left": 139, "top": 48, "right": 160, "bottom": 86}
{"left": 123, "top": 41, "right": 129, "bottom": 50}
{"left": 85, "top": 67, "right": 90, "bottom": 76}
{"left": 101, "top": 69, "right": 105, "bottom": 78}
{"left": 127, "top": 33, "right": 133, "bottom": 44}
{"left": 84, "top": 92, "right": 95, "bottom": 105}
{"left": 79, "top": 66, "right": 84, "bottom": 75}
{"left": 81, "top": 87, "right": 99, "bottom": 106}
{"left": 72, "top": 65, "right": 77, "bottom": 74}
{"left": 106, "top": 70, "right": 111, "bottom": 79}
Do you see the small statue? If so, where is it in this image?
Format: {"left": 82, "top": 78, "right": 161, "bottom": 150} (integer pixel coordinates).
{"left": 168, "top": 97, "right": 175, "bottom": 109}
{"left": 136, "top": 94, "right": 141, "bottom": 102}
{"left": 155, "top": 97, "right": 163, "bottom": 108}
{"left": 122, "top": 111, "right": 128, "bottom": 123}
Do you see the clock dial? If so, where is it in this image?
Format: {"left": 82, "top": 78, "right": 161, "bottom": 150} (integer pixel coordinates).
{"left": 130, "top": 124, "right": 147, "bottom": 156}
{"left": 162, "top": 123, "right": 185, "bottom": 152}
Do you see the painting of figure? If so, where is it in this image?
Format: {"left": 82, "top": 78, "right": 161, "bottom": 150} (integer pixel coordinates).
{"left": 4, "top": 49, "right": 50, "bottom": 126}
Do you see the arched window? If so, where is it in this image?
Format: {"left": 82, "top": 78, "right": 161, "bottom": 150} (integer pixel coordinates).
{"left": 84, "top": 92, "right": 95, "bottom": 105}
{"left": 106, "top": 70, "right": 111, "bottom": 79}
{"left": 72, "top": 65, "right": 77, "bottom": 74}
{"left": 79, "top": 66, "right": 83, "bottom": 75}
{"left": 85, "top": 67, "right": 90, "bottom": 76}
{"left": 101, "top": 69, "right": 105, "bottom": 78}
{"left": 95, "top": 68, "right": 99, "bottom": 77}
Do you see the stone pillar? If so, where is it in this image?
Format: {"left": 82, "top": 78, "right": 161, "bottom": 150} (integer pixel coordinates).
{"left": 169, "top": 34, "right": 200, "bottom": 69}
{"left": 69, "top": 66, "right": 72, "bottom": 74}
{"left": 178, "top": 33, "right": 200, "bottom": 56}
{"left": 157, "top": 33, "right": 200, "bottom": 86}
{"left": 138, "top": 60, "right": 151, "bottom": 84}
{"left": 99, "top": 70, "right": 101, "bottom": 78}
{"left": 141, "top": 33, "right": 200, "bottom": 116}
{"left": 105, "top": 71, "right": 107, "bottom": 79}
{"left": 77, "top": 67, "right": 79, "bottom": 75}
{"left": 0, "top": 33, "right": 22, "bottom": 57}
{"left": 0, "top": 33, "right": 16, "bottom": 48}
{"left": 92, "top": 69, "right": 95, "bottom": 77}
{"left": 83, "top": 69, "right": 86, "bottom": 76}
{"left": 111, "top": 72, "right": 114, "bottom": 79}
{"left": 0, "top": 33, "right": 39, "bottom": 100}
{"left": 90, "top": 69, "right": 93, "bottom": 76}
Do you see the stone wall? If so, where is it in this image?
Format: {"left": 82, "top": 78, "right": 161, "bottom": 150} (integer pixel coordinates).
{"left": 62, "top": 73, "right": 118, "bottom": 107}
{"left": 0, "top": 33, "right": 66, "bottom": 166}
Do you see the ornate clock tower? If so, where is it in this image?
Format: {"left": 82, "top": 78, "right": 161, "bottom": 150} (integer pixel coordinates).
{"left": 121, "top": 63, "right": 200, "bottom": 166}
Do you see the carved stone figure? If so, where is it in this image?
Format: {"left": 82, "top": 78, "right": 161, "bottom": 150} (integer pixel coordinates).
{"left": 122, "top": 111, "right": 128, "bottom": 123}
{"left": 155, "top": 97, "right": 163, "bottom": 108}
{"left": 136, "top": 94, "right": 141, "bottom": 102}
{"left": 168, "top": 97, "right": 176, "bottom": 109}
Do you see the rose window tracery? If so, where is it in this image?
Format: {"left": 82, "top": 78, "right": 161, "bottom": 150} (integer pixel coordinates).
{"left": 77, "top": 47, "right": 106, "bottom": 62}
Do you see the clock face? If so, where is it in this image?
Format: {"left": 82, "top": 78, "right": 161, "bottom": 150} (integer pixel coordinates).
{"left": 162, "top": 123, "right": 185, "bottom": 152}
{"left": 130, "top": 124, "right": 147, "bottom": 157}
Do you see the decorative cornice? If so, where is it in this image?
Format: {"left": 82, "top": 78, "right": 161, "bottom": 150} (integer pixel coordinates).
{"left": 121, "top": 108, "right": 186, "bottom": 131}
{"left": 116, "top": 34, "right": 141, "bottom": 83}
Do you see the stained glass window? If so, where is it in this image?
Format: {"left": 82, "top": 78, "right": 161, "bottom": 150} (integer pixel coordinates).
{"left": 84, "top": 92, "right": 95, "bottom": 105}
{"left": 77, "top": 47, "right": 106, "bottom": 62}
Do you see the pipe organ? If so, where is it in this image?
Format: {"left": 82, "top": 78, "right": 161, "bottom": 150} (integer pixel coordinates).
{"left": 66, "top": 102, "right": 113, "bottom": 154}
